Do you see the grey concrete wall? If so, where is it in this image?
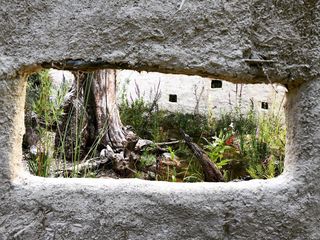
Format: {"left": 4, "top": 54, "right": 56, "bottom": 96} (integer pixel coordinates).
{"left": 0, "top": 0, "right": 320, "bottom": 239}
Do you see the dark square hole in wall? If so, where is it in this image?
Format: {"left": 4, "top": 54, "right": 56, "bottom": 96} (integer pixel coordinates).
{"left": 211, "top": 80, "right": 222, "bottom": 88}
{"left": 169, "top": 94, "right": 177, "bottom": 103}
{"left": 261, "top": 102, "right": 269, "bottom": 109}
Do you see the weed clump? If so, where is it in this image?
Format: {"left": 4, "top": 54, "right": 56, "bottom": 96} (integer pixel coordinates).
{"left": 119, "top": 96, "right": 286, "bottom": 182}
{"left": 24, "top": 70, "right": 69, "bottom": 176}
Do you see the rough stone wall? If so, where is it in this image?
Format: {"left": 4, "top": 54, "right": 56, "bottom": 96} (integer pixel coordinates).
{"left": 116, "top": 70, "right": 286, "bottom": 115}
{"left": 0, "top": 0, "right": 320, "bottom": 239}
{"left": 1, "top": 0, "right": 319, "bottom": 83}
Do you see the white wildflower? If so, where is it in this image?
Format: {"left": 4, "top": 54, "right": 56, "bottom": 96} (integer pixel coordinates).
{"left": 30, "top": 145, "right": 37, "bottom": 155}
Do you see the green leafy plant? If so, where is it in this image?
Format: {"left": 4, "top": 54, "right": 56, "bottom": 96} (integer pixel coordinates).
{"left": 171, "top": 167, "right": 177, "bottom": 182}
{"left": 203, "top": 130, "right": 233, "bottom": 181}
{"left": 204, "top": 133, "right": 232, "bottom": 167}
{"left": 168, "top": 146, "right": 175, "bottom": 161}
{"left": 26, "top": 70, "right": 60, "bottom": 177}
{"left": 27, "top": 149, "right": 51, "bottom": 177}
{"left": 182, "top": 158, "right": 204, "bottom": 182}
{"left": 139, "top": 152, "right": 157, "bottom": 168}
{"left": 25, "top": 70, "right": 73, "bottom": 177}
{"left": 244, "top": 111, "right": 285, "bottom": 179}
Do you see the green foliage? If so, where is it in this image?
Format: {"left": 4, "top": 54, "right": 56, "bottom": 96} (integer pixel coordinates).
{"left": 134, "top": 171, "right": 144, "bottom": 179}
{"left": 214, "top": 107, "right": 285, "bottom": 180}
{"left": 215, "top": 106, "right": 257, "bottom": 136}
{"left": 25, "top": 71, "right": 54, "bottom": 176}
{"left": 83, "top": 170, "right": 97, "bottom": 178}
{"left": 120, "top": 97, "right": 211, "bottom": 143}
{"left": 25, "top": 74, "right": 40, "bottom": 115}
{"left": 204, "top": 131, "right": 232, "bottom": 167}
{"left": 120, "top": 98, "right": 150, "bottom": 137}
{"left": 160, "top": 113, "right": 211, "bottom": 142}
{"left": 168, "top": 146, "right": 175, "bottom": 161}
{"left": 27, "top": 150, "right": 51, "bottom": 177}
{"left": 119, "top": 89, "right": 286, "bottom": 182}
{"left": 171, "top": 167, "right": 177, "bottom": 182}
{"left": 203, "top": 130, "right": 233, "bottom": 181}
{"left": 244, "top": 112, "right": 285, "bottom": 179}
{"left": 182, "top": 158, "right": 204, "bottom": 182}
{"left": 25, "top": 70, "right": 70, "bottom": 177}
{"left": 139, "top": 152, "right": 157, "bottom": 168}
{"left": 174, "top": 143, "right": 190, "bottom": 159}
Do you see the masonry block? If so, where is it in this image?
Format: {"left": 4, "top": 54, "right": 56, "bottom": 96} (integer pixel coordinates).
{"left": 0, "top": 0, "right": 319, "bottom": 239}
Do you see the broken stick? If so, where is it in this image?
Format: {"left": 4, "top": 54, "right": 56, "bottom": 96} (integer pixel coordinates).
{"left": 180, "top": 129, "right": 224, "bottom": 182}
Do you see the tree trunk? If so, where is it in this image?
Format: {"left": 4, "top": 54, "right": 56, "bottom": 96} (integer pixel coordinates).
{"left": 55, "top": 69, "right": 133, "bottom": 162}
{"left": 92, "top": 69, "right": 127, "bottom": 149}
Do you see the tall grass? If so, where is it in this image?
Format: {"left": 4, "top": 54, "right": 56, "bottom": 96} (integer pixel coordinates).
{"left": 120, "top": 94, "right": 286, "bottom": 181}
{"left": 206, "top": 103, "right": 286, "bottom": 180}
{"left": 245, "top": 111, "right": 285, "bottom": 179}
{"left": 25, "top": 70, "right": 68, "bottom": 176}
{"left": 26, "top": 71, "right": 108, "bottom": 177}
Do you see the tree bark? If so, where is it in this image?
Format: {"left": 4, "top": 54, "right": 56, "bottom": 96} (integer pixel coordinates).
{"left": 92, "top": 69, "right": 127, "bottom": 149}
{"left": 55, "top": 69, "right": 134, "bottom": 162}
{"left": 181, "top": 129, "right": 224, "bottom": 182}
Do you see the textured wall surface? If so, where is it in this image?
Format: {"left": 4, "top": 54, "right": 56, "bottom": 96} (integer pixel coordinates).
{"left": 116, "top": 70, "right": 286, "bottom": 115}
{"left": 0, "top": 0, "right": 320, "bottom": 239}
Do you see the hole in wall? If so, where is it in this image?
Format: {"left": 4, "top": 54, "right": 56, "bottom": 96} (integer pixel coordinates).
{"left": 22, "top": 67, "right": 287, "bottom": 182}
{"left": 211, "top": 80, "right": 223, "bottom": 89}
{"left": 169, "top": 94, "right": 178, "bottom": 103}
{"left": 261, "top": 102, "right": 269, "bottom": 110}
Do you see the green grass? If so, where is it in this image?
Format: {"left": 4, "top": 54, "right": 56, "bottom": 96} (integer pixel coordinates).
{"left": 119, "top": 96, "right": 286, "bottom": 182}
{"left": 25, "top": 70, "right": 65, "bottom": 177}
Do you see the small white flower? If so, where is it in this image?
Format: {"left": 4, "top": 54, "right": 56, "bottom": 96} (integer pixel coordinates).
{"left": 229, "top": 122, "right": 234, "bottom": 129}
{"left": 30, "top": 145, "right": 37, "bottom": 155}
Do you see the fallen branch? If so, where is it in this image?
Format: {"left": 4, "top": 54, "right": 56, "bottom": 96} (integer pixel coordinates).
{"left": 155, "top": 140, "right": 181, "bottom": 147}
{"left": 54, "top": 157, "right": 111, "bottom": 177}
{"left": 134, "top": 139, "right": 171, "bottom": 154}
{"left": 180, "top": 129, "right": 224, "bottom": 182}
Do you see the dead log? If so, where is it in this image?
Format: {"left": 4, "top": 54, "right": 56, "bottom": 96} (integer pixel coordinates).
{"left": 134, "top": 139, "right": 167, "bottom": 155}
{"left": 54, "top": 157, "right": 112, "bottom": 177}
{"left": 180, "top": 129, "right": 224, "bottom": 182}
{"left": 155, "top": 140, "right": 181, "bottom": 147}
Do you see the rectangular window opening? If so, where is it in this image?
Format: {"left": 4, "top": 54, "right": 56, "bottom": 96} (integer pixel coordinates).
{"left": 211, "top": 80, "right": 223, "bottom": 88}
{"left": 169, "top": 94, "right": 177, "bottom": 103}
{"left": 261, "top": 102, "right": 269, "bottom": 110}
{"left": 21, "top": 66, "right": 287, "bottom": 183}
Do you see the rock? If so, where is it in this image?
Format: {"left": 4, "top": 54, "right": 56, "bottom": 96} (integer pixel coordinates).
{"left": 147, "top": 171, "right": 156, "bottom": 180}
{"left": 135, "top": 139, "right": 154, "bottom": 151}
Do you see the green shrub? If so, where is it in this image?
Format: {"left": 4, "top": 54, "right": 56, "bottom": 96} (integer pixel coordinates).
{"left": 119, "top": 93, "right": 286, "bottom": 181}
{"left": 139, "top": 152, "right": 157, "bottom": 168}
{"left": 120, "top": 97, "right": 211, "bottom": 143}
{"left": 25, "top": 70, "right": 55, "bottom": 176}
{"left": 244, "top": 112, "right": 285, "bottom": 179}
{"left": 25, "top": 70, "right": 70, "bottom": 177}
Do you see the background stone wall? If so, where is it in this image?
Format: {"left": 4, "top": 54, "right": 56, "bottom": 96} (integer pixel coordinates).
{"left": 117, "top": 70, "right": 287, "bottom": 115}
